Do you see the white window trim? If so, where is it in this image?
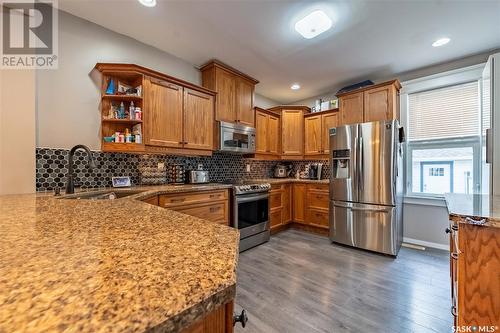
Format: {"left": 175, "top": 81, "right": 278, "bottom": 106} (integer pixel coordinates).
{"left": 400, "top": 63, "right": 485, "bottom": 204}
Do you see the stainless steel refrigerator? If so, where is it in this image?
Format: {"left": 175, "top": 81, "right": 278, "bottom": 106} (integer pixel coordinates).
{"left": 329, "top": 119, "right": 404, "bottom": 256}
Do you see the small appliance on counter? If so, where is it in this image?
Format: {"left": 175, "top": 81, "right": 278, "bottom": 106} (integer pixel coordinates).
{"left": 273, "top": 163, "right": 293, "bottom": 178}
{"left": 168, "top": 164, "right": 185, "bottom": 184}
{"left": 308, "top": 163, "right": 323, "bottom": 180}
{"left": 187, "top": 170, "right": 210, "bottom": 184}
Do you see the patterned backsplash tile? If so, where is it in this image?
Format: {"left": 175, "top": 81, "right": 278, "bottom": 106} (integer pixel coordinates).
{"left": 36, "top": 148, "right": 329, "bottom": 191}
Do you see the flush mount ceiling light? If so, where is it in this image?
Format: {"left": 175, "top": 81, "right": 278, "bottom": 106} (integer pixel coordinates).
{"left": 295, "top": 10, "right": 333, "bottom": 39}
{"left": 432, "top": 37, "right": 450, "bottom": 47}
{"left": 138, "top": 0, "right": 156, "bottom": 7}
{"left": 291, "top": 83, "right": 301, "bottom": 90}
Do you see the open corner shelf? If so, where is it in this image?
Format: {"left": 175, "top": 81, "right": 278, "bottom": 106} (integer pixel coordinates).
{"left": 101, "top": 142, "right": 145, "bottom": 153}
{"left": 102, "top": 94, "right": 143, "bottom": 101}
{"left": 102, "top": 118, "right": 143, "bottom": 124}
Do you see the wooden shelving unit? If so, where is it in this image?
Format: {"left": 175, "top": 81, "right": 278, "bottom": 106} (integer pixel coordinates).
{"left": 98, "top": 69, "right": 145, "bottom": 153}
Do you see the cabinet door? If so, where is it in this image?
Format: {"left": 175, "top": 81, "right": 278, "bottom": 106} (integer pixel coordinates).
{"left": 270, "top": 209, "right": 282, "bottom": 229}
{"left": 215, "top": 68, "right": 236, "bottom": 123}
{"left": 281, "top": 110, "right": 304, "bottom": 156}
{"left": 183, "top": 88, "right": 214, "bottom": 150}
{"left": 364, "top": 85, "right": 396, "bottom": 122}
{"left": 282, "top": 184, "right": 292, "bottom": 224}
{"left": 292, "top": 184, "right": 306, "bottom": 222}
{"left": 255, "top": 111, "right": 268, "bottom": 154}
{"left": 236, "top": 78, "right": 255, "bottom": 126}
{"left": 144, "top": 78, "right": 183, "bottom": 147}
{"left": 322, "top": 113, "right": 338, "bottom": 154}
{"left": 268, "top": 114, "right": 280, "bottom": 155}
{"left": 304, "top": 116, "right": 322, "bottom": 155}
{"left": 339, "top": 92, "right": 364, "bottom": 125}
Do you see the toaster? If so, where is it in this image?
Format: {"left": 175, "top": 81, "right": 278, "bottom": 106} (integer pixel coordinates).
{"left": 187, "top": 170, "right": 210, "bottom": 184}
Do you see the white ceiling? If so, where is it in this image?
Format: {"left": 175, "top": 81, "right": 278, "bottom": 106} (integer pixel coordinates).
{"left": 60, "top": 0, "right": 500, "bottom": 104}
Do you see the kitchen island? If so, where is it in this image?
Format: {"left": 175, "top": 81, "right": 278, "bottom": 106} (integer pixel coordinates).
{"left": 0, "top": 184, "right": 238, "bottom": 333}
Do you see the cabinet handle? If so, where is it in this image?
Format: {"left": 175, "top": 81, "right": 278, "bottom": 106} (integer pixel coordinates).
{"left": 210, "top": 206, "right": 221, "bottom": 213}
{"left": 209, "top": 194, "right": 221, "bottom": 198}
{"left": 170, "top": 198, "right": 186, "bottom": 203}
{"left": 178, "top": 141, "right": 183, "bottom": 144}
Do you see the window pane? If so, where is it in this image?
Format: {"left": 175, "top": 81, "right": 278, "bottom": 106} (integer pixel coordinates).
{"left": 411, "top": 147, "right": 474, "bottom": 195}
{"left": 408, "top": 81, "right": 480, "bottom": 141}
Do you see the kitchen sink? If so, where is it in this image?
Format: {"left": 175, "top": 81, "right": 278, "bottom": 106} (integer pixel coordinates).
{"left": 59, "top": 189, "right": 146, "bottom": 200}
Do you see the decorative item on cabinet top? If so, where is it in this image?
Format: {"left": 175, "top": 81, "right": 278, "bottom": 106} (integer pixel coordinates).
{"left": 94, "top": 63, "right": 217, "bottom": 156}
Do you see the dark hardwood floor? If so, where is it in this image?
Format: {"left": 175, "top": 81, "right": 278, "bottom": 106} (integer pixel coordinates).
{"left": 234, "top": 229, "right": 452, "bottom": 333}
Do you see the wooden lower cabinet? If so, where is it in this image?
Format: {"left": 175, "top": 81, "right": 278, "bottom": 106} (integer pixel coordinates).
{"left": 292, "top": 184, "right": 306, "bottom": 222}
{"left": 269, "top": 184, "right": 292, "bottom": 232}
{"left": 452, "top": 222, "right": 500, "bottom": 327}
{"left": 144, "top": 189, "right": 230, "bottom": 225}
{"left": 182, "top": 301, "right": 234, "bottom": 333}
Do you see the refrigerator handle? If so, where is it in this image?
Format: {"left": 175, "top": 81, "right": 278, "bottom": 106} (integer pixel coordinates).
{"left": 358, "top": 137, "right": 363, "bottom": 191}
{"left": 486, "top": 128, "right": 492, "bottom": 164}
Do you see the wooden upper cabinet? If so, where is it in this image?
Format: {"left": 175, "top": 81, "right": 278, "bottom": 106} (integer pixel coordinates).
{"left": 268, "top": 114, "right": 280, "bottom": 154}
{"left": 235, "top": 77, "right": 255, "bottom": 126}
{"left": 183, "top": 88, "right": 214, "bottom": 150}
{"left": 364, "top": 84, "right": 398, "bottom": 122}
{"left": 322, "top": 112, "right": 338, "bottom": 154}
{"left": 338, "top": 79, "right": 401, "bottom": 126}
{"left": 304, "top": 115, "right": 322, "bottom": 155}
{"left": 281, "top": 109, "right": 304, "bottom": 157}
{"left": 144, "top": 77, "right": 183, "bottom": 148}
{"left": 339, "top": 92, "right": 364, "bottom": 125}
{"left": 255, "top": 111, "right": 268, "bottom": 154}
{"left": 201, "top": 60, "right": 258, "bottom": 126}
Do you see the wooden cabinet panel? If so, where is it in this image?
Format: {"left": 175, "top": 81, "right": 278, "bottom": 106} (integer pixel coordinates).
{"left": 142, "top": 195, "right": 158, "bottom": 206}
{"left": 306, "top": 208, "right": 329, "bottom": 228}
{"left": 268, "top": 115, "right": 280, "bottom": 155}
{"left": 281, "top": 110, "right": 304, "bottom": 156}
{"left": 159, "top": 190, "right": 227, "bottom": 208}
{"left": 292, "top": 184, "right": 306, "bottom": 222}
{"left": 457, "top": 223, "right": 500, "bottom": 327}
{"left": 183, "top": 88, "right": 214, "bottom": 150}
{"left": 322, "top": 112, "right": 338, "bottom": 154}
{"left": 144, "top": 78, "right": 183, "bottom": 147}
{"left": 339, "top": 92, "right": 364, "bottom": 125}
{"left": 282, "top": 184, "right": 292, "bottom": 224}
{"left": 182, "top": 301, "right": 233, "bottom": 333}
{"left": 269, "top": 191, "right": 282, "bottom": 209}
{"left": 364, "top": 85, "right": 396, "bottom": 122}
{"left": 255, "top": 111, "right": 268, "bottom": 154}
{"left": 307, "top": 183, "right": 329, "bottom": 192}
{"left": 177, "top": 201, "right": 228, "bottom": 224}
{"left": 215, "top": 69, "right": 236, "bottom": 123}
{"left": 270, "top": 209, "right": 282, "bottom": 228}
{"left": 306, "top": 191, "right": 329, "bottom": 210}
{"left": 304, "top": 115, "right": 322, "bottom": 155}
{"left": 236, "top": 78, "right": 254, "bottom": 126}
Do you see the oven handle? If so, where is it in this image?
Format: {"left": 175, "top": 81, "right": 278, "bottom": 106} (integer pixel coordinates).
{"left": 235, "top": 193, "right": 269, "bottom": 203}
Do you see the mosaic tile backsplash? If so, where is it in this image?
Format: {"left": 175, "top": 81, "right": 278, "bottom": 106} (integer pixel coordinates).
{"left": 36, "top": 148, "right": 330, "bottom": 192}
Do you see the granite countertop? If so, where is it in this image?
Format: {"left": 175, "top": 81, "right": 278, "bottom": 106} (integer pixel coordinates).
{"left": 0, "top": 183, "right": 239, "bottom": 333}
{"left": 250, "top": 178, "right": 330, "bottom": 185}
{"left": 444, "top": 193, "right": 500, "bottom": 228}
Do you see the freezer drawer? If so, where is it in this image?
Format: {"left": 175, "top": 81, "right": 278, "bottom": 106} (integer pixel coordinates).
{"left": 330, "top": 200, "right": 400, "bottom": 255}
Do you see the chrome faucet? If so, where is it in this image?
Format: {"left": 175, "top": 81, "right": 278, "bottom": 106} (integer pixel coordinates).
{"left": 65, "top": 145, "right": 96, "bottom": 194}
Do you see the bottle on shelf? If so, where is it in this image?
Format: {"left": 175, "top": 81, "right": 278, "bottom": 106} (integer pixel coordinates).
{"left": 129, "top": 101, "right": 135, "bottom": 120}
{"left": 119, "top": 102, "right": 125, "bottom": 119}
{"left": 134, "top": 107, "right": 142, "bottom": 120}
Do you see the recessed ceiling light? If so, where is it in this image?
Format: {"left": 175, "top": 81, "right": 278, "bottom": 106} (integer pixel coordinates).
{"left": 138, "top": 0, "right": 156, "bottom": 7}
{"left": 291, "top": 83, "right": 301, "bottom": 90}
{"left": 432, "top": 37, "right": 450, "bottom": 47}
{"left": 295, "top": 10, "right": 332, "bottom": 39}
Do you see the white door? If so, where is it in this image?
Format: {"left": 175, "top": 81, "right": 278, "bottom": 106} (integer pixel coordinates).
{"left": 421, "top": 163, "right": 452, "bottom": 194}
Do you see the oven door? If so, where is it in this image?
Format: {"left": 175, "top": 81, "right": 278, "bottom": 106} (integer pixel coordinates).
{"left": 234, "top": 193, "right": 269, "bottom": 238}
{"left": 219, "top": 122, "right": 256, "bottom": 154}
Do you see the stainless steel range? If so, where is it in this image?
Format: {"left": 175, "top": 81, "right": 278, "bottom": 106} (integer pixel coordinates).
{"left": 230, "top": 182, "right": 271, "bottom": 252}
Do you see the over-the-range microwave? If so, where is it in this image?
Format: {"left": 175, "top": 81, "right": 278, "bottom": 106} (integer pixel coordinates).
{"left": 218, "top": 121, "right": 256, "bottom": 154}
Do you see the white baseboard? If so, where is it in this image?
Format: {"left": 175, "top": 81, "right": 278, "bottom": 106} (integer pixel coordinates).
{"left": 403, "top": 237, "right": 449, "bottom": 251}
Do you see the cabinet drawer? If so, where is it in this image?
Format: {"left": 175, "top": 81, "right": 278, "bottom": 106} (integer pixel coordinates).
{"left": 306, "top": 191, "right": 329, "bottom": 209}
{"left": 270, "top": 209, "right": 282, "bottom": 228}
{"left": 176, "top": 201, "right": 227, "bottom": 224}
{"left": 306, "top": 208, "right": 329, "bottom": 228}
{"left": 270, "top": 191, "right": 282, "bottom": 209}
{"left": 159, "top": 190, "right": 227, "bottom": 207}
{"left": 271, "top": 184, "right": 284, "bottom": 191}
{"left": 306, "top": 183, "right": 329, "bottom": 192}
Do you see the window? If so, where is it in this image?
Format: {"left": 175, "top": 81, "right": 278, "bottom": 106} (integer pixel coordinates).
{"left": 404, "top": 77, "right": 485, "bottom": 197}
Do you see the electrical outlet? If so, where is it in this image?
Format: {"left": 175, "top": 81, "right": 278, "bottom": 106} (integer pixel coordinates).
{"left": 246, "top": 164, "right": 251, "bottom": 172}
{"left": 157, "top": 162, "right": 165, "bottom": 170}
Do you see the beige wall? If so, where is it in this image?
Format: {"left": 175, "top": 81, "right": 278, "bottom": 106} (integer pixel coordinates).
{"left": 0, "top": 70, "right": 36, "bottom": 194}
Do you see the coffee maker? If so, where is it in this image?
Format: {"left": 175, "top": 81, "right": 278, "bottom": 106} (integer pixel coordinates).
{"left": 308, "top": 163, "right": 323, "bottom": 180}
